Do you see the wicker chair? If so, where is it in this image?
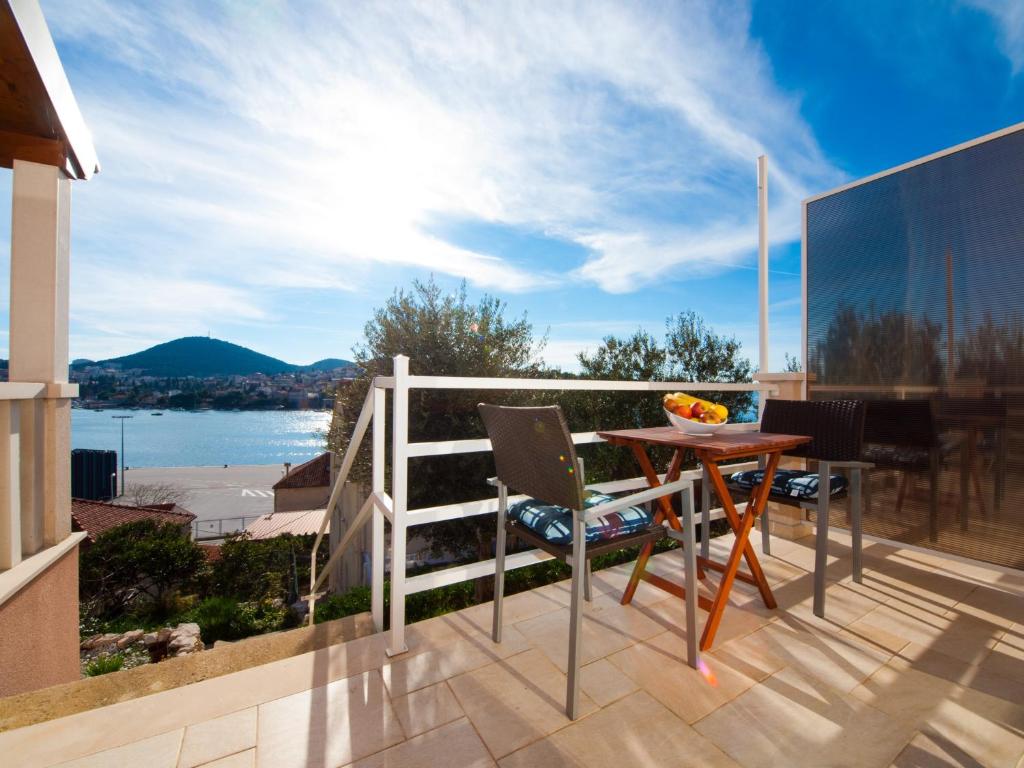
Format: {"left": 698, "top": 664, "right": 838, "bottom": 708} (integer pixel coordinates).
{"left": 478, "top": 403, "right": 697, "bottom": 719}
{"left": 723, "top": 399, "right": 868, "bottom": 618}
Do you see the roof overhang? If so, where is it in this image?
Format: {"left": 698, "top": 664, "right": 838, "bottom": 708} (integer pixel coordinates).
{"left": 0, "top": 0, "right": 99, "bottom": 179}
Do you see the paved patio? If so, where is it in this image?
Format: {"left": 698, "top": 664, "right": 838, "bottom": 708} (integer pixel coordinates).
{"left": 4, "top": 530, "right": 1023, "bottom": 768}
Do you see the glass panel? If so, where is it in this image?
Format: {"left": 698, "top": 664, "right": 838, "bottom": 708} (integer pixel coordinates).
{"left": 806, "top": 127, "right": 1024, "bottom": 569}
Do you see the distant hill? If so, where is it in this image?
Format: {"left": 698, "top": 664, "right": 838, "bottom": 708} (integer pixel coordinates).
{"left": 302, "top": 358, "right": 355, "bottom": 372}
{"left": 79, "top": 337, "right": 352, "bottom": 378}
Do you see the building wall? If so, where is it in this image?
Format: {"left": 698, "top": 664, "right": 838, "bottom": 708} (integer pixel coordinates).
{"left": 275, "top": 486, "right": 330, "bottom": 513}
{"left": 0, "top": 543, "right": 81, "bottom": 697}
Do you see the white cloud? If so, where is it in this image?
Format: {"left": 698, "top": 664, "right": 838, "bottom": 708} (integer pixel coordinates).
{"left": 42, "top": 0, "right": 840, "bottom": 338}
{"left": 963, "top": 0, "right": 1024, "bottom": 72}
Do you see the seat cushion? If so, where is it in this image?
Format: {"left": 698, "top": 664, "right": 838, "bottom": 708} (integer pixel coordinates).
{"left": 507, "top": 491, "right": 655, "bottom": 546}
{"left": 728, "top": 468, "right": 848, "bottom": 500}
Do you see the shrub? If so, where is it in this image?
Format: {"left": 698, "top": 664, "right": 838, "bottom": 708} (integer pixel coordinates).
{"left": 314, "top": 586, "right": 371, "bottom": 624}
{"left": 210, "top": 533, "right": 325, "bottom": 604}
{"left": 85, "top": 653, "right": 125, "bottom": 677}
{"left": 186, "top": 596, "right": 293, "bottom": 643}
{"left": 80, "top": 520, "right": 205, "bottom": 618}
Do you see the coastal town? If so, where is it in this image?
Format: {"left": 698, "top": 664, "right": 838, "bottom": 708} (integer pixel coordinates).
{"left": 70, "top": 364, "right": 355, "bottom": 411}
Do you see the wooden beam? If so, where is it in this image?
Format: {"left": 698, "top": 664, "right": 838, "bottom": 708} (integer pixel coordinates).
{"left": 0, "top": 129, "right": 65, "bottom": 169}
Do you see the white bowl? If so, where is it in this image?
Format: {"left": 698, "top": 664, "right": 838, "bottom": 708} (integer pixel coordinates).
{"left": 665, "top": 407, "right": 728, "bottom": 434}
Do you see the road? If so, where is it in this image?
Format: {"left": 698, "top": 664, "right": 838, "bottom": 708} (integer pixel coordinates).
{"left": 122, "top": 464, "right": 287, "bottom": 535}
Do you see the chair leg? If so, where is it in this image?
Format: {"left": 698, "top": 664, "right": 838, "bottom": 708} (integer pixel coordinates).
{"left": 492, "top": 482, "right": 507, "bottom": 644}
{"left": 757, "top": 455, "right": 771, "bottom": 556}
{"left": 851, "top": 468, "right": 863, "bottom": 584}
{"left": 566, "top": 512, "right": 586, "bottom": 720}
{"left": 584, "top": 559, "right": 593, "bottom": 603}
{"left": 813, "top": 462, "right": 831, "bottom": 619}
{"left": 700, "top": 465, "right": 711, "bottom": 561}
{"left": 681, "top": 482, "right": 699, "bottom": 669}
{"left": 929, "top": 452, "right": 939, "bottom": 542}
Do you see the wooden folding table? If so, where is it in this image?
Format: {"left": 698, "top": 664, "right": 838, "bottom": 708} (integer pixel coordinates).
{"left": 596, "top": 427, "right": 811, "bottom": 654}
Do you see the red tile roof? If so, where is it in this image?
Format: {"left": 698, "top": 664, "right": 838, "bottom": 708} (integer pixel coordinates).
{"left": 273, "top": 452, "right": 332, "bottom": 490}
{"left": 71, "top": 498, "right": 196, "bottom": 542}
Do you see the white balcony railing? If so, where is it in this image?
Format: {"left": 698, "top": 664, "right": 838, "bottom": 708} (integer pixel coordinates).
{"left": 308, "top": 355, "right": 777, "bottom": 656}
{"left": 0, "top": 382, "right": 78, "bottom": 574}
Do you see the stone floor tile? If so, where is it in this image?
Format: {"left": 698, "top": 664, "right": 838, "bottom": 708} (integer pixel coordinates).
{"left": 256, "top": 669, "right": 404, "bottom": 768}
{"left": 850, "top": 659, "right": 1024, "bottom": 764}
{"left": 695, "top": 667, "right": 914, "bottom": 768}
{"left": 896, "top": 642, "right": 1024, "bottom": 706}
{"left": 196, "top": 749, "right": 255, "bottom": 768}
{"left": 342, "top": 719, "right": 495, "bottom": 768}
{"left": 578, "top": 658, "right": 638, "bottom": 706}
{"left": 52, "top": 730, "right": 184, "bottom": 768}
{"left": 498, "top": 690, "right": 739, "bottom": 768}
{"left": 947, "top": 585, "right": 1024, "bottom": 629}
{"left": 845, "top": 603, "right": 1000, "bottom": 664}
{"left": 382, "top": 624, "right": 531, "bottom": 698}
{"left": 179, "top": 708, "right": 256, "bottom": 768}
{"left": 447, "top": 647, "right": 598, "bottom": 758}
{"left": 982, "top": 634, "right": 1024, "bottom": 685}
{"left": 890, "top": 731, "right": 985, "bottom": 768}
{"left": 390, "top": 681, "right": 464, "bottom": 738}
{"left": 513, "top": 598, "right": 662, "bottom": 674}
{"left": 606, "top": 630, "right": 759, "bottom": 724}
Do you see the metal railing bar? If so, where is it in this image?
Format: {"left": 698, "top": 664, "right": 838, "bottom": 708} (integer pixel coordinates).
{"left": 406, "top": 375, "right": 776, "bottom": 393}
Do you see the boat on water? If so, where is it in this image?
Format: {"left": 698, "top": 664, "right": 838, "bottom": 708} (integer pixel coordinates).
{"left": 151, "top": 412, "right": 164, "bottom": 416}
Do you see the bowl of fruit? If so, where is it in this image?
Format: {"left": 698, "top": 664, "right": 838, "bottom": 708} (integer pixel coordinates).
{"left": 663, "top": 392, "right": 729, "bottom": 434}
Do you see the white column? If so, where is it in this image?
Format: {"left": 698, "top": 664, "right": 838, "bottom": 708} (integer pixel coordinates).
{"left": 758, "top": 155, "right": 769, "bottom": 402}
{"left": 8, "top": 160, "right": 73, "bottom": 549}
{"left": 0, "top": 402, "right": 21, "bottom": 569}
{"left": 371, "top": 384, "right": 386, "bottom": 632}
{"left": 387, "top": 355, "right": 410, "bottom": 656}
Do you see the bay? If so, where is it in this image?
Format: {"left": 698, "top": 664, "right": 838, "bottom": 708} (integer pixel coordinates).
{"left": 71, "top": 408, "right": 332, "bottom": 468}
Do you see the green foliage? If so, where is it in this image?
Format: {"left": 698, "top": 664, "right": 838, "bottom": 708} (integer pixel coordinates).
{"left": 210, "top": 532, "right": 324, "bottom": 603}
{"left": 85, "top": 653, "right": 125, "bottom": 677}
{"left": 784, "top": 353, "right": 802, "bottom": 373}
{"left": 80, "top": 520, "right": 205, "bottom": 618}
{"left": 314, "top": 587, "right": 372, "bottom": 623}
{"left": 183, "top": 597, "right": 294, "bottom": 644}
{"left": 664, "top": 311, "right": 754, "bottom": 418}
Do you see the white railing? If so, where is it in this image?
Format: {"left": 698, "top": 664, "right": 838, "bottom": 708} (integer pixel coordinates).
{"left": 308, "top": 355, "right": 777, "bottom": 655}
{"left": 0, "top": 382, "right": 77, "bottom": 574}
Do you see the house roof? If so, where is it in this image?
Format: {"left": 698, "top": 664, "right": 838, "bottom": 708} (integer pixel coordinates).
{"left": 273, "top": 452, "right": 332, "bottom": 490}
{"left": 71, "top": 498, "right": 196, "bottom": 542}
{"left": 0, "top": 0, "right": 99, "bottom": 179}
{"left": 244, "top": 509, "right": 327, "bottom": 539}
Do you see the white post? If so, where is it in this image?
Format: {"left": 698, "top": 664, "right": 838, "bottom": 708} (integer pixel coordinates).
{"left": 387, "top": 355, "right": 410, "bottom": 656}
{"left": 0, "top": 403, "right": 21, "bottom": 570}
{"left": 757, "top": 155, "right": 770, "bottom": 417}
{"left": 9, "top": 160, "right": 73, "bottom": 548}
{"left": 371, "top": 384, "right": 386, "bottom": 632}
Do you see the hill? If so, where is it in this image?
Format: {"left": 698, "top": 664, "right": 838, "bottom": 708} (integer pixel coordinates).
{"left": 89, "top": 337, "right": 296, "bottom": 377}
{"left": 302, "top": 358, "right": 354, "bottom": 372}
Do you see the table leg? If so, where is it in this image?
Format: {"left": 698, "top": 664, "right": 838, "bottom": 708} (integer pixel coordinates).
{"left": 698, "top": 453, "right": 779, "bottom": 650}
{"left": 622, "top": 448, "right": 703, "bottom": 605}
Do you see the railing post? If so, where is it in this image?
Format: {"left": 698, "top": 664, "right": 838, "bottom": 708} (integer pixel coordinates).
{"left": 0, "top": 402, "right": 22, "bottom": 569}
{"left": 387, "top": 355, "right": 410, "bottom": 655}
{"left": 372, "top": 383, "right": 386, "bottom": 632}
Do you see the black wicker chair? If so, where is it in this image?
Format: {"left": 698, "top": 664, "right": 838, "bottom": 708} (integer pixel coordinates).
{"left": 478, "top": 403, "right": 697, "bottom": 719}
{"left": 723, "top": 399, "right": 868, "bottom": 618}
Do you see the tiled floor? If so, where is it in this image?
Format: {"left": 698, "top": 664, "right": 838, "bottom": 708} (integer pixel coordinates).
{"left": 4, "top": 531, "right": 1024, "bottom": 768}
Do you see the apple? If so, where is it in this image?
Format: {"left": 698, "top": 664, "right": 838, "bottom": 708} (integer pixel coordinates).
{"left": 676, "top": 403, "right": 692, "bottom": 419}
{"left": 690, "top": 402, "right": 705, "bottom": 418}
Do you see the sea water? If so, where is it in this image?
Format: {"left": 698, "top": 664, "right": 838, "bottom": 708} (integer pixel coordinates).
{"left": 72, "top": 408, "right": 332, "bottom": 468}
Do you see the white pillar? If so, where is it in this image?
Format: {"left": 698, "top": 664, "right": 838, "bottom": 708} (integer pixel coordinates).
{"left": 387, "top": 355, "right": 410, "bottom": 656}
{"left": 371, "top": 384, "right": 385, "bottom": 632}
{"left": 8, "top": 160, "right": 73, "bottom": 548}
{"left": 757, "top": 155, "right": 769, "bottom": 378}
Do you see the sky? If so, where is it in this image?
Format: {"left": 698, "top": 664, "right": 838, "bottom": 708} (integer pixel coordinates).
{"left": 1, "top": 0, "right": 1022, "bottom": 371}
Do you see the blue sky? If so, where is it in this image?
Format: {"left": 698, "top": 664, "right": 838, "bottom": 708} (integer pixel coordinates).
{"left": 1, "top": 0, "right": 1021, "bottom": 371}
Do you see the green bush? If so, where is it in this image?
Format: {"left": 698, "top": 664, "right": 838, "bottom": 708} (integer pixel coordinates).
{"left": 314, "top": 586, "right": 371, "bottom": 623}
{"left": 210, "top": 533, "right": 326, "bottom": 604}
{"left": 85, "top": 653, "right": 125, "bottom": 677}
{"left": 80, "top": 520, "right": 205, "bottom": 618}
{"left": 186, "top": 596, "right": 293, "bottom": 643}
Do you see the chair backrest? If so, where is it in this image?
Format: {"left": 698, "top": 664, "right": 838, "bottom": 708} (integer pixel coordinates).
{"left": 478, "top": 403, "right": 584, "bottom": 511}
{"left": 863, "top": 399, "right": 937, "bottom": 448}
{"left": 760, "top": 399, "right": 865, "bottom": 461}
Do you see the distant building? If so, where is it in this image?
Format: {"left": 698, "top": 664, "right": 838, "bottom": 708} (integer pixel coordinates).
{"left": 71, "top": 499, "right": 196, "bottom": 544}
{"left": 244, "top": 509, "right": 327, "bottom": 539}
{"left": 272, "top": 452, "right": 335, "bottom": 512}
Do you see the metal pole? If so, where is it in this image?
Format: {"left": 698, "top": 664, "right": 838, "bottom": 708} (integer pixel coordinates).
{"left": 111, "top": 415, "right": 133, "bottom": 496}
{"left": 758, "top": 155, "right": 769, "bottom": 377}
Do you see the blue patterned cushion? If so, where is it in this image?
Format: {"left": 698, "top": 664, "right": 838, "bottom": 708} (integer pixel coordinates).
{"left": 728, "top": 469, "right": 848, "bottom": 500}
{"left": 507, "top": 492, "right": 655, "bottom": 545}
